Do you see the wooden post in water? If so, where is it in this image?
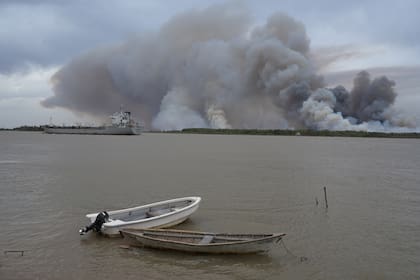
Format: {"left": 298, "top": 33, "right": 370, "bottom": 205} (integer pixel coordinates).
{"left": 323, "top": 186, "right": 328, "bottom": 208}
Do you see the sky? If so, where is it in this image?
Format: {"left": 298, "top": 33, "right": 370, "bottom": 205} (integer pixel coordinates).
{"left": 1, "top": 0, "right": 419, "bottom": 129}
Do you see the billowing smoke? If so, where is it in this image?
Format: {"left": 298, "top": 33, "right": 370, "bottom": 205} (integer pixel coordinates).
{"left": 42, "top": 3, "right": 416, "bottom": 131}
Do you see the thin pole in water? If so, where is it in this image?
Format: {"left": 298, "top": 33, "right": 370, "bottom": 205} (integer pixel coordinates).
{"left": 323, "top": 186, "right": 328, "bottom": 208}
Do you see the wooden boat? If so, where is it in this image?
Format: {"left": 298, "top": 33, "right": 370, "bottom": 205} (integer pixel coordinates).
{"left": 84, "top": 197, "right": 201, "bottom": 236}
{"left": 120, "top": 228, "right": 286, "bottom": 254}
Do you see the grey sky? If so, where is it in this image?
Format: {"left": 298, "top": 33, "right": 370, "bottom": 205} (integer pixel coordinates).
{"left": 0, "top": 0, "right": 419, "bottom": 128}
{"left": 2, "top": 0, "right": 420, "bottom": 72}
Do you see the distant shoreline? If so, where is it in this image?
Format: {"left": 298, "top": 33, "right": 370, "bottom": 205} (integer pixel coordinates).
{"left": 151, "top": 128, "right": 420, "bottom": 139}
{"left": 0, "top": 126, "right": 44, "bottom": 131}
{"left": 2, "top": 126, "right": 420, "bottom": 138}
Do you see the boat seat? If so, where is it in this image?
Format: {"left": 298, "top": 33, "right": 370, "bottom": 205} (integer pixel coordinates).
{"left": 199, "top": 235, "right": 214, "bottom": 245}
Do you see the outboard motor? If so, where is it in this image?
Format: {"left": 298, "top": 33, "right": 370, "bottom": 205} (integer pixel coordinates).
{"left": 79, "top": 211, "right": 110, "bottom": 235}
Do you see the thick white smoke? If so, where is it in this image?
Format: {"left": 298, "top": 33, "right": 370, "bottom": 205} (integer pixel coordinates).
{"left": 42, "top": 3, "right": 416, "bottom": 131}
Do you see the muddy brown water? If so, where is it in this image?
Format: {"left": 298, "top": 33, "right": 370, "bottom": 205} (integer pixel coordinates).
{"left": 1, "top": 132, "right": 419, "bottom": 279}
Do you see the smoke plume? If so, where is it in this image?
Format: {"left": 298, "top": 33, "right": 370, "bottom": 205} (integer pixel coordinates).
{"left": 42, "top": 3, "right": 416, "bottom": 131}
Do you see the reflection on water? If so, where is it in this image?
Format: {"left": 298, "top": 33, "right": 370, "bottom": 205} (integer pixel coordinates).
{"left": 1, "top": 132, "right": 419, "bottom": 279}
{"left": 124, "top": 246, "right": 276, "bottom": 270}
{"left": 115, "top": 244, "right": 291, "bottom": 280}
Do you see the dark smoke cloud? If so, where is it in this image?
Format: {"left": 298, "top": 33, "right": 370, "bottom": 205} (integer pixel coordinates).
{"left": 350, "top": 71, "right": 397, "bottom": 122}
{"left": 42, "top": 3, "right": 416, "bottom": 131}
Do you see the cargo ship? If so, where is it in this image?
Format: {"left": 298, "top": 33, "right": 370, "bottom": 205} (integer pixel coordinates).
{"left": 44, "top": 110, "right": 143, "bottom": 135}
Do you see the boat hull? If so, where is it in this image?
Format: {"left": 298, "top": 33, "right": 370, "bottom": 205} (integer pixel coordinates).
{"left": 85, "top": 197, "right": 201, "bottom": 237}
{"left": 44, "top": 126, "right": 141, "bottom": 135}
{"left": 121, "top": 229, "right": 285, "bottom": 254}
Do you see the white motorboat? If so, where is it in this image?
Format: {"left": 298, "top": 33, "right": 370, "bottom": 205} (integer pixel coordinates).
{"left": 81, "top": 197, "right": 201, "bottom": 237}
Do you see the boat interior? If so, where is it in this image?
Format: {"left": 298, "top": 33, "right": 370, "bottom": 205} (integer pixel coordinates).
{"left": 137, "top": 231, "right": 277, "bottom": 245}
{"left": 109, "top": 199, "right": 194, "bottom": 222}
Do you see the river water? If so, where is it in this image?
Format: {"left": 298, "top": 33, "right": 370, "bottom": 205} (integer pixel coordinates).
{"left": 1, "top": 132, "right": 419, "bottom": 279}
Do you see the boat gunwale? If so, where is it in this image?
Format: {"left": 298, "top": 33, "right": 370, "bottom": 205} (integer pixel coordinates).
{"left": 121, "top": 229, "right": 286, "bottom": 247}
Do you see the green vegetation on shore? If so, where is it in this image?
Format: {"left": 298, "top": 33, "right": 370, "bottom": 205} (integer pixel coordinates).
{"left": 2, "top": 126, "right": 419, "bottom": 138}
{"left": 156, "top": 128, "right": 420, "bottom": 139}
{"left": 0, "top": 125, "right": 45, "bottom": 131}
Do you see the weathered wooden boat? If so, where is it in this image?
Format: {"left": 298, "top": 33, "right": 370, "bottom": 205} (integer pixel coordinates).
{"left": 82, "top": 197, "right": 201, "bottom": 237}
{"left": 120, "top": 229, "right": 286, "bottom": 254}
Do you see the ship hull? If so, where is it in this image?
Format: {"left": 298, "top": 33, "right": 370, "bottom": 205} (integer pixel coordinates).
{"left": 44, "top": 126, "right": 141, "bottom": 135}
